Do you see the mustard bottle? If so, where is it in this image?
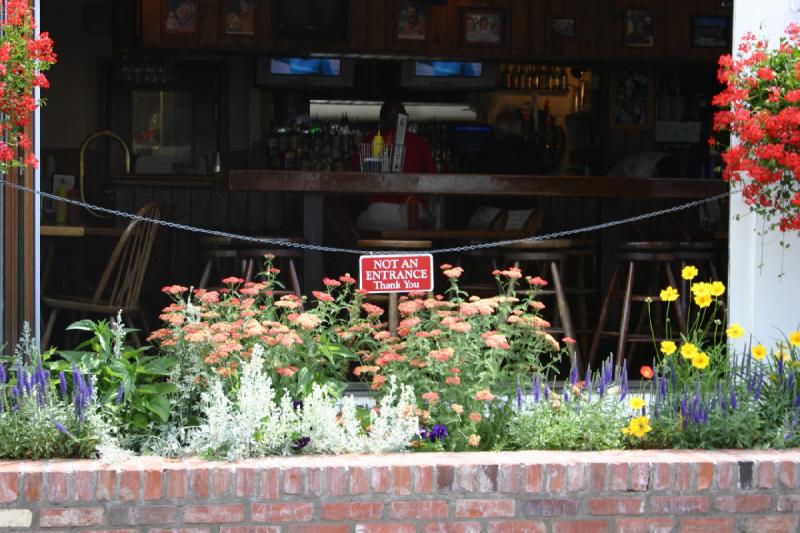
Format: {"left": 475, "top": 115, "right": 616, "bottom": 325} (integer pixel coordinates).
{"left": 371, "top": 129, "right": 384, "bottom": 158}
{"left": 55, "top": 185, "right": 68, "bottom": 225}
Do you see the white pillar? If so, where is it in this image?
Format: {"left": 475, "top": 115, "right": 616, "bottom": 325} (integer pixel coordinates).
{"left": 729, "top": 2, "right": 800, "bottom": 346}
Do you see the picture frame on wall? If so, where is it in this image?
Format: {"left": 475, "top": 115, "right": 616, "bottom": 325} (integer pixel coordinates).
{"left": 223, "top": 0, "right": 256, "bottom": 36}
{"left": 549, "top": 17, "right": 577, "bottom": 39}
{"left": 691, "top": 15, "right": 730, "bottom": 48}
{"left": 397, "top": 1, "right": 428, "bottom": 41}
{"left": 461, "top": 8, "right": 505, "bottom": 47}
{"left": 610, "top": 68, "right": 653, "bottom": 129}
{"left": 163, "top": 0, "right": 198, "bottom": 34}
{"left": 625, "top": 8, "right": 654, "bottom": 47}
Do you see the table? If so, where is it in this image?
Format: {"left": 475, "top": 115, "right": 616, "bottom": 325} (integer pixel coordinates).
{"left": 229, "top": 170, "right": 729, "bottom": 290}
{"left": 40, "top": 225, "right": 124, "bottom": 290}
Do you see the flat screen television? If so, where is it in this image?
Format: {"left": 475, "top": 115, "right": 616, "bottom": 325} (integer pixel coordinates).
{"left": 401, "top": 60, "right": 497, "bottom": 89}
{"left": 255, "top": 57, "right": 354, "bottom": 88}
{"left": 275, "top": 0, "right": 348, "bottom": 42}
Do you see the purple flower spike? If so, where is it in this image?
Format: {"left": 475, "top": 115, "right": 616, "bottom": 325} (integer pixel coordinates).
{"left": 531, "top": 375, "right": 540, "bottom": 403}
{"left": 569, "top": 364, "right": 578, "bottom": 386}
{"left": 792, "top": 393, "right": 800, "bottom": 408}
{"left": 0, "top": 363, "right": 6, "bottom": 384}
{"left": 53, "top": 421, "right": 68, "bottom": 434}
{"left": 58, "top": 371, "right": 67, "bottom": 398}
{"left": 730, "top": 383, "right": 737, "bottom": 411}
{"left": 116, "top": 382, "right": 124, "bottom": 404}
{"left": 544, "top": 384, "right": 550, "bottom": 401}
{"left": 516, "top": 382, "right": 523, "bottom": 411}
{"left": 755, "top": 368, "right": 763, "bottom": 401}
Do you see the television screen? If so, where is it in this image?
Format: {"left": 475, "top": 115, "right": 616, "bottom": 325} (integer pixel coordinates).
{"left": 414, "top": 61, "right": 483, "bottom": 78}
{"left": 270, "top": 58, "right": 342, "bottom": 77}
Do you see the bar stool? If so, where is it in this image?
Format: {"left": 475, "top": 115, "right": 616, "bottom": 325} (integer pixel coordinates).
{"left": 357, "top": 239, "right": 433, "bottom": 335}
{"left": 501, "top": 238, "right": 597, "bottom": 373}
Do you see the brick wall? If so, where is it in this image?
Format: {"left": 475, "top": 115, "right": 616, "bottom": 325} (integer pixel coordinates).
{"left": 0, "top": 450, "right": 798, "bottom": 532}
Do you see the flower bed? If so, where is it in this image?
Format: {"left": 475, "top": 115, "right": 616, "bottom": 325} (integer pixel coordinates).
{"left": 0, "top": 450, "right": 798, "bottom": 532}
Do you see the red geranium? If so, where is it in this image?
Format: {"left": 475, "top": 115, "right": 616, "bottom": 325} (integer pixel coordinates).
{"left": 713, "top": 24, "right": 800, "bottom": 232}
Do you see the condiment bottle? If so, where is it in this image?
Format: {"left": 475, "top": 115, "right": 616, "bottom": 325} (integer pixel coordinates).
{"left": 371, "top": 129, "right": 384, "bottom": 158}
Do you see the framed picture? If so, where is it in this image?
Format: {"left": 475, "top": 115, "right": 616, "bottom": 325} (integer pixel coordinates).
{"left": 610, "top": 68, "right": 653, "bottom": 129}
{"left": 397, "top": 1, "right": 427, "bottom": 41}
{"left": 549, "top": 17, "right": 576, "bottom": 39}
{"left": 163, "top": 0, "right": 198, "bottom": 34}
{"left": 625, "top": 8, "right": 653, "bottom": 47}
{"left": 691, "top": 16, "right": 730, "bottom": 48}
{"left": 223, "top": 0, "right": 255, "bottom": 36}
{"left": 461, "top": 8, "right": 505, "bottom": 47}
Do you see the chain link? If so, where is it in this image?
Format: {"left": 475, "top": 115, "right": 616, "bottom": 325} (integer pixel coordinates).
{"left": 1, "top": 178, "right": 732, "bottom": 256}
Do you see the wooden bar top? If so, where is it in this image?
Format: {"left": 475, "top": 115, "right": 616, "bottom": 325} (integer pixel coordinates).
{"left": 229, "top": 170, "right": 728, "bottom": 199}
{"left": 41, "top": 225, "right": 124, "bottom": 238}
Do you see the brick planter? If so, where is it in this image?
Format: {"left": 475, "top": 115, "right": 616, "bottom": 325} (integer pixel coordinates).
{"left": 0, "top": 449, "right": 798, "bottom": 532}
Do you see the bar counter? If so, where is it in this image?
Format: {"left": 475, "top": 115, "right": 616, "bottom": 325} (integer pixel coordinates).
{"left": 228, "top": 170, "right": 728, "bottom": 290}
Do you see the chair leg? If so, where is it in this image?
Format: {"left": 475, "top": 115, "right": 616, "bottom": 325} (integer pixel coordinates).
{"left": 388, "top": 293, "right": 399, "bottom": 335}
{"left": 550, "top": 260, "right": 580, "bottom": 375}
{"left": 576, "top": 254, "right": 590, "bottom": 355}
{"left": 589, "top": 260, "right": 621, "bottom": 370}
{"left": 198, "top": 258, "right": 213, "bottom": 288}
{"left": 616, "top": 261, "right": 635, "bottom": 369}
{"left": 126, "top": 313, "right": 143, "bottom": 348}
{"left": 138, "top": 308, "right": 151, "bottom": 338}
{"left": 42, "top": 307, "right": 59, "bottom": 350}
{"left": 288, "top": 258, "right": 302, "bottom": 298}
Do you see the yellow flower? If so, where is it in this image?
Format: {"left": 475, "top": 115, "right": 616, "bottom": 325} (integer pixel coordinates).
{"left": 680, "top": 343, "right": 699, "bottom": 359}
{"left": 692, "top": 351, "right": 710, "bottom": 370}
{"left": 776, "top": 349, "right": 792, "bottom": 363}
{"left": 660, "top": 286, "right": 679, "bottom": 302}
{"left": 694, "top": 293, "right": 712, "bottom": 308}
{"left": 710, "top": 281, "right": 726, "bottom": 297}
{"left": 751, "top": 344, "right": 767, "bottom": 361}
{"left": 681, "top": 265, "right": 698, "bottom": 280}
{"left": 726, "top": 323, "right": 744, "bottom": 339}
{"left": 789, "top": 331, "right": 800, "bottom": 347}
{"left": 629, "top": 397, "right": 646, "bottom": 410}
{"left": 625, "top": 416, "right": 652, "bottom": 439}
{"left": 691, "top": 282, "right": 712, "bottom": 298}
{"left": 660, "top": 340, "right": 677, "bottom": 355}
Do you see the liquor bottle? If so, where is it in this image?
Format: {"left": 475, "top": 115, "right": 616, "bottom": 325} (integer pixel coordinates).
{"left": 559, "top": 67, "right": 568, "bottom": 92}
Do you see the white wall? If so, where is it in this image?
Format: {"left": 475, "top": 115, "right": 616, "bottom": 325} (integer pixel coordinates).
{"left": 730, "top": 2, "right": 800, "bottom": 347}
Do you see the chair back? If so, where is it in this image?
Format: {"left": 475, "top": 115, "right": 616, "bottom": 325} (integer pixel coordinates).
{"left": 92, "top": 201, "right": 162, "bottom": 308}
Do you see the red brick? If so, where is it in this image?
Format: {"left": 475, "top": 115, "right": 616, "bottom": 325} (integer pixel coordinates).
{"left": 715, "top": 462, "right": 736, "bottom": 490}
{"left": 741, "top": 515, "right": 798, "bottom": 533}
{"left": 629, "top": 463, "right": 649, "bottom": 492}
{"left": 251, "top": 502, "right": 314, "bottom": 522}
{"left": 148, "top": 529, "right": 211, "bottom": 533}
{"left": 190, "top": 468, "right": 210, "bottom": 499}
{"left": 695, "top": 463, "right": 713, "bottom": 491}
{"left": 488, "top": 521, "right": 547, "bottom": 533}
{"left": 212, "top": 467, "right": 234, "bottom": 497}
{"left": 757, "top": 461, "right": 776, "bottom": 488}
{"left": 653, "top": 463, "right": 671, "bottom": 490}
{"left": 546, "top": 464, "right": 564, "bottom": 492}
{"left": 525, "top": 464, "right": 543, "bottom": 492}
{"left": 286, "top": 526, "right": 345, "bottom": 533}
{"left": 392, "top": 466, "right": 411, "bottom": 495}
{"left": 679, "top": 517, "right": 735, "bottom": 533}
{"left": 371, "top": 466, "right": 391, "bottom": 493}
{"left": 436, "top": 466, "right": 454, "bottom": 491}
{"left": 650, "top": 496, "right": 709, "bottom": 514}
{"left": 184, "top": 504, "right": 245, "bottom": 524}
{"left": 777, "top": 494, "right": 800, "bottom": 511}
{"left": 109, "top": 505, "right": 178, "bottom": 525}
{"left": 566, "top": 463, "right": 585, "bottom": 492}
{"left": 73, "top": 469, "right": 95, "bottom": 501}
{"left": 328, "top": 467, "right": 347, "bottom": 496}
{"left": 414, "top": 465, "right": 434, "bottom": 494}
{"left": 587, "top": 497, "right": 645, "bottom": 515}
{"left": 477, "top": 465, "right": 498, "bottom": 492}
{"left": 47, "top": 471, "right": 69, "bottom": 502}
{"left": 322, "top": 502, "right": 384, "bottom": 521}
{"left": 119, "top": 469, "right": 139, "bottom": 501}
{"left": 422, "top": 522, "right": 481, "bottom": 533}
{"left": 0, "top": 472, "right": 18, "bottom": 502}
{"left": 220, "top": 528, "right": 281, "bottom": 533}
{"left": 303, "top": 467, "right": 323, "bottom": 496}
{"left": 283, "top": 467, "right": 301, "bottom": 495}
{"left": 552, "top": 520, "right": 609, "bottom": 533}
{"left": 260, "top": 468, "right": 278, "bottom": 499}
{"left": 779, "top": 461, "right": 797, "bottom": 488}
{"left": 39, "top": 508, "right": 104, "bottom": 527}
{"left": 455, "top": 498, "right": 515, "bottom": 518}
{"left": 609, "top": 463, "right": 627, "bottom": 491}
{"left": 616, "top": 517, "right": 673, "bottom": 533}
{"left": 143, "top": 469, "right": 162, "bottom": 501}
{"left": 166, "top": 468, "right": 186, "bottom": 499}
{"left": 714, "top": 494, "right": 772, "bottom": 513}
{"left": 589, "top": 463, "right": 606, "bottom": 492}
{"left": 78, "top": 529, "right": 138, "bottom": 533}
{"left": 521, "top": 498, "right": 578, "bottom": 517}
{"left": 456, "top": 466, "right": 476, "bottom": 492}
{"left": 674, "top": 463, "right": 692, "bottom": 491}
{"left": 235, "top": 467, "right": 257, "bottom": 498}
{"left": 350, "top": 467, "right": 370, "bottom": 495}
{"left": 498, "top": 464, "right": 520, "bottom": 493}
{"left": 355, "top": 525, "right": 415, "bottom": 533}
{"left": 97, "top": 469, "right": 116, "bottom": 500}
{"left": 24, "top": 471, "right": 42, "bottom": 502}
{"left": 390, "top": 500, "right": 448, "bottom": 520}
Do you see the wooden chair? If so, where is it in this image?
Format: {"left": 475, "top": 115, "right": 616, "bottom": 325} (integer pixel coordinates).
{"left": 42, "top": 201, "right": 163, "bottom": 349}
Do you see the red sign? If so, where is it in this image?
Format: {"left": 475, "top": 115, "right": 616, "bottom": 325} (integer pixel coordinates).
{"left": 359, "top": 254, "right": 434, "bottom": 293}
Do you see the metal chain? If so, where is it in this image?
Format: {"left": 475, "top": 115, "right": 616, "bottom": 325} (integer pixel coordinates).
{"left": 1, "top": 178, "right": 732, "bottom": 256}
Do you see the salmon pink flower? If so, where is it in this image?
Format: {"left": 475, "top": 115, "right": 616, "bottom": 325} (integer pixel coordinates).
{"left": 421, "top": 392, "right": 440, "bottom": 404}
{"left": 474, "top": 389, "right": 494, "bottom": 401}
{"left": 312, "top": 290, "right": 334, "bottom": 302}
{"left": 221, "top": 276, "right": 244, "bottom": 285}
{"left": 468, "top": 412, "right": 482, "bottom": 422}
{"left": 322, "top": 277, "right": 342, "bottom": 287}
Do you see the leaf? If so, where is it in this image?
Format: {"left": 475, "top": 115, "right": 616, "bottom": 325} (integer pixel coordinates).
{"left": 140, "top": 356, "right": 177, "bottom": 375}
{"left": 65, "top": 319, "right": 98, "bottom": 332}
{"left": 144, "top": 395, "right": 171, "bottom": 422}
